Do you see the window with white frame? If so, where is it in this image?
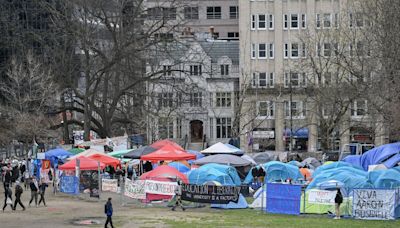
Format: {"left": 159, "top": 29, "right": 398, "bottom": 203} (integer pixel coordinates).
{"left": 269, "top": 14, "right": 274, "bottom": 29}
{"left": 291, "top": 43, "right": 299, "bottom": 58}
{"left": 207, "top": 6, "right": 221, "bottom": 19}
{"left": 259, "top": 72, "right": 267, "bottom": 87}
{"left": 190, "top": 92, "right": 202, "bottom": 107}
{"left": 283, "top": 14, "right": 288, "bottom": 29}
{"left": 269, "top": 43, "right": 274, "bottom": 58}
{"left": 284, "top": 101, "right": 306, "bottom": 118}
{"left": 323, "top": 13, "right": 331, "bottom": 28}
{"left": 316, "top": 14, "right": 321, "bottom": 28}
{"left": 251, "top": 15, "right": 256, "bottom": 30}
{"left": 351, "top": 100, "right": 367, "bottom": 117}
{"left": 301, "top": 14, "right": 306, "bottom": 28}
{"left": 190, "top": 65, "right": 202, "bottom": 75}
{"left": 268, "top": 73, "right": 275, "bottom": 87}
{"left": 252, "top": 72, "right": 274, "bottom": 88}
{"left": 163, "top": 65, "right": 172, "bottom": 76}
{"left": 230, "top": 6, "right": 239, "bottom": 19}
{"left": 158, "top": 117, "right": 173, "bottom": 139}
{"left": 258, "top": 43, "right": 267, "bottom": 58}
{"left": 158, "top": 93, "right": 173, "bottom": 108}
{"left": 291, "top": 14, "right": 299, "bottom": 28}
{"left": 251, "top": 43, "right": 256, "bottom": 59}
{"left": 284, "top": 43, "right": 289, "bottom": 58}
{"left": 323, "top": 43, "right": 331, "bottom": 57}
{"left": 258, "top": 14, "right": 266, "bottom": 29}
{"left": 216, "top": 92, "right": 231, "bottom": 107}
{"left": 216, "top": 117, "right": 232, "bottom": 138}
{"left": 184, "top": 7, "right": 199, "bottom": 20}
{"left": 284, "top": 72, "right": 306, "bottom": 88}
{"left": 220, "top": 65, "right": 229, "bottom": 75}
{"left": 258, "top": 101, "right": 275, "bottom": 118}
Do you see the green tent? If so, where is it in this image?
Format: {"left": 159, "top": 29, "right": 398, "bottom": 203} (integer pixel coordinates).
{"left": 108, "top": 149, "right": 134, "bottom": 158}
{"left": 68, "top": 148, "right": 85, "bottom": 155}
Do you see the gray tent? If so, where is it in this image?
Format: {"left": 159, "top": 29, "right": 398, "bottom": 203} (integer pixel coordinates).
{"left": 252, "top": 152, "right": 277, "bottom": 164}
{"left": 194, "top": 154, "right": 251, "bottom": 167}
{"left": 301, "top": 157, "right": 321, "bottom": 169}
{"left": 123, "top": 146, "right": 157, "bottom": 159}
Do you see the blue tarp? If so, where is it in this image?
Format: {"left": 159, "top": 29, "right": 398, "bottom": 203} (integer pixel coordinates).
{"left": 267, "top": 183, "right": 302, "bottom": 215}
{"left": 45, "top": 148, "right": 72, "bottom": 166}
{"left": 342, "top": 142, "right": 400, "bottom": 170}
{"left": 368, "top": 169, "right": 400, "bottom": 189}
{"left": 168, "top": 162, "right": 190, "bottom": 173}
{"left": 188, "top": 163, "right": 241, "bottom": 186}
{"left": 211, "top": 194, "right": 248, "bottom": 209}
{"left": 224, "top": 144, "right": 244, "bottom": 154}
{"left": 312, "top": 161, "right": 361, "bottom": 178}
{"left": 244, "top": 161, "right": 303, "bottom": 184}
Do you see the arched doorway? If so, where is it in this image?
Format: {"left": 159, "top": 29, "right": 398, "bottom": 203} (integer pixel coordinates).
{"left": 190, "top": 120, "right": 203, "bottom": 142}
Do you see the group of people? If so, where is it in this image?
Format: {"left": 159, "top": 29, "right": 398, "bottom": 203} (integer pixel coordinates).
{"left": 1, "top": 158, "right": 48, "bottom": 212}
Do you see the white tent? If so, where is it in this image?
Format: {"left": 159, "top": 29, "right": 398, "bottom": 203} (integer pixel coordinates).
{"left": 249, "top": 187, "right": 267, "bottom": 209}
{"left": 201, "top": 142, "right": 244, "bottom": 155}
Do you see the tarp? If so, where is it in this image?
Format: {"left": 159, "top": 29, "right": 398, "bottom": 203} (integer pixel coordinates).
{"left": 368, "top": 169, "right": 400, "bottom": 189}
{"left": 59, "top": 156, "right": 106, "bottom": 171}
{"left": 244, "top": 161, "right": 303, "bottom": 184}
{"left": 301, "top": 157, "right": 322, "bottom": 169}
{"left": 194, "top": 154, "right": 251, "bottom": 167}
{"left": 45, "top": 148, "right": 72, "bottom": 160}
{"left": 312, "top": 161, "right": 360, "bottom": 178}
{"left": 187, "top": 163, "right": 241, "bottom": 186}
{"left": 168, "top": 162, "right": 190, "bottom": 173}
{"left": 140, "top": 165, "right": 188, "bottom": 183}
{"left": 88, "top": 154, "right": 121, "bottom": 168}
{"left": 123, "top": 146, "right": 156, "bottom": 159}
{"left": 68, "top": 148, "right": 85, "bottom": 155}
{"left": 140, "top": 144, "right": 195, "bottom": 162}
{"left": 267, "top": 183, "right": 302, "bottom": 215}
{"left": 343, "top": 142, "right": 400, "bottom": 170}
{"left": 201, "top": 142, "right": 244, "bottom": 155}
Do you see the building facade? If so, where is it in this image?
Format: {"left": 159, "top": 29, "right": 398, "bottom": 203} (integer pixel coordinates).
{"left": 239, "top": 0, "right": 388, "bottom": 153}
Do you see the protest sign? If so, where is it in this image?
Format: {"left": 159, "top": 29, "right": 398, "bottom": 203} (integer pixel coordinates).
{"left": 40, "top": 169, "right": 50, "bottom": 183}
{"left": 102, "top": 179, "right": 118, "bottom": 193}
{"left": 267, "top": 183, "right": 302, "bottom": 215}
{"left": 181, "top": 184, "right": 241, "bottom": 204}
{"left": 308, "top": 189, "right": 336, "bottom": 204}
{"left": 353, "top": 189, "right": 396, "bottom": 220}
{"left": 144, "top": 180, "right": 177, "bottom": 196}
{"left": 124, "top": 179, "right": 146, "bottom": 199}
{"left": 60, "top": 176, "right": 79, "bottom": 194}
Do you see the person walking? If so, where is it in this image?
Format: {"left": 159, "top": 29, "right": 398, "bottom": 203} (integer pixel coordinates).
{"left": 29, "top": 177, "right": 39, "bottom": 207}
{"left": 38, "top": 178, "right": 48, "bottom": 207}
{"left": 104, "top": 197, "right": 114, "bottom": 228}
{"left": 171, "top": 180, "right": 185, "bottom": 211}
{"left": 13, "top": 181, "right": 25, "bottom": 211}
{"left": 2, "top": 184, "right": 13, "bottom": 212}
{"left": 334, "top": 188, "right": 343, "bottom": 219}
{"left": 4, "top": 165, "right": 12, "bottom": 189}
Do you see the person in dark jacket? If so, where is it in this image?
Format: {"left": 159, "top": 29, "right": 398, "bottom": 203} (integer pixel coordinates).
{"left": 2, "top": 184, "right": 13, "bottom": 211}
{"left": 334, "top": 188, "right": 343, "bottom": 219}
{"left": 104, "top": 197, "right": 114, "bottom": 228}
{"left": 29, "top": 177, "right": 39, "bottom": 207}
{"left": 13, "top": 181, "right": 25, "bottom": 210}
{"left": 4, "top": 166, "right": 12, "bottom": 189}
{"left": 38, "top": 178, "right": 48, "bottom": 206}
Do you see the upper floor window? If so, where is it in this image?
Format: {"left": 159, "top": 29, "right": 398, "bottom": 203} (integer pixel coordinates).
{"left": 258, "top": 14, "right": 266, "bottom": 29}
{"left": 252, "top": 72, "right": 274, "bottom": 88}
{"left": 148, "top": 7, "right": 176, "bottom": 20}
{"left": 190, "top": 92, "right": 202, "bottom": 107}
{"left": 158, "top": 93, "right": 173, "bottom": 108}
{"left": 184, "top": 7, "right": 199, "bottom": 20}
{"left": 190, "top": 65, "right": 202, "bottom": 76}
{"left": 230, "top": 6, "right": 239, "bottom": 19}
{"left": 207, "top": 6, "right": 221, "bottom": 19}
{"left": 291, "top": 14, "right": 299, "bottom": 28}
{"left": 351, "top": 100, "right": 367, "bottom": 117}
{"left": 220, "top": 65, "right": 229, "bottom": 75}
{"left": 163, "top": 65, "right": 172, "bottom": 76}
{"left": 284, "top": 72, "right": 307, "bottom": 88}
{"left": 284, "top": 101, "right": 306, "bottom": 118}
{"left": 216, "top": 92, "right": 232, "bottom": 107}
{"left": 216, "top": 118, "right": 232, "bottom": 138}
{"left": 258, "top": 101, "right": 275, "bottom": 118}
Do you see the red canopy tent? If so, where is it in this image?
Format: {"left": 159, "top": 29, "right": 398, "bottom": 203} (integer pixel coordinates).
{"left": 88, "top": 154, "right": 121, "bottom": 168}
{"left": 59, "top": 156, "right": 106, "bottom": 171}
{"left": 140, "top": 144, "right": 196, "bottom": 162}
{"left": 150, "top": 139, "right": 184, "bottom": 151}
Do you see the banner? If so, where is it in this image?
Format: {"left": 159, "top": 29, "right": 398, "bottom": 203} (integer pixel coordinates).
{"left": 144, "top": 180, "right": 177, "bottom": 196}
{"left": 308, "top": 189, "right": 337, "bottom": 204}
{"left": 102, "top": 179, "right": 118, "bottom": 193}
{"left": 267, "top": 183, "right": 302, "bottom": 215}
{"left": 353, "top": 189, "right": 396, "bottom": 220}
{"left": 124, "top": 179, "right": 146, "bottom": 199}
{"left": 181, "top": 184, "right": 241, "bottom": 204}
{"left": 42, "top": 160, "right": 51, "bottom": 170}
{"left": 60, "top": 176, "right": 79, "bottom": 194}
{"left": 40, "top": 169, "right": 50, "bottom": 183}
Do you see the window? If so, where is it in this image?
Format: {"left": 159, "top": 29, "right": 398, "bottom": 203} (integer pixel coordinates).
{"left": 158, "top": 93, "right": 173, "bottom": 108}
{"left": 177, "top": 118, "right": 182, "bottom": 138}
{"left": 158, "top": 118, "right": 173, "bottom": 139}
{"left": 291, "top": 14, "right": 299, "bottom": 28}
{"left": 190, "top": 65, "right": 202, "bottom": 75}
{"left": 301, "top": 43, "right": 307, "bottom": 58}
{"left": 301, "top": 14, "right": 306, "bottom": 28}
{"left": 323, "top": 13, "right": 331, "bottom": 28}
{"left": 252, "top": 72, "right": 274, "bottom": 88}
{"left": 259, "top": 72, "right": 267, "bottom": 87}
{"left": 258, "top": 14, "right": 266, "bottom": 29}
{"left": 207, "top": 6, "right": 221, "bottom": 19}
{"left": 148, "top": 7, "right": 176, "bottom": 20}
{"left": 333, "top": 13, "right": 339, "bottom": 27}
{"left": 190, "top": 92, "right": 202, "bottom": 107}
{"left": 284, "top": 72, "right": 306, "bottom": 88}
{"left": 269, "top": 15, "right": 274, "bottom": 29}
{"left": 216, "top": 92, "right": 232, "bottom": 107}
{"left": 230, "top": 6, "right": 239, "bottom": 19}
{"left": 284, "top": 43, "right": 289, "bottom": 58}
{"left": 269, "top": 43, "right": 274, "bottom": 58}
{"left": 323, "top": 43, "right": 331, "bottom": 57}
{"left": 258, "top": 43, "right": 267, "bottom": 58}
{"left": 209, "top": 118, "right": 214, "bottom": 138}
{"left": 216, "top": 118, "right": 232, "bottom": 138}
{"left": 163, "top": 65, "right": 172, "bottom": 76}
{"left": 316, "top": 14, "right": 321, "bottom": 28}
{"left": 227, "top": 32, "right": 239, "bottom": 38}
{"left": 184, "top": 7, "right": 199, "bottom": 20}
{"left": 251, "top": 15, "right": 256, "bottom": 30}
{"left": 251, "top": 43, "right": 256, "bottom": 59}
{"left": 284, "top": 101, "right": 305, "bottom": 118}
{"left": 258, "top": 101, "right": 275, "bottom": 118}
{"left": 351, "top": 100, "right": 367, "bottom": 117}
{"left": 269, "top": 73, "right": 275, "bottom": 87}
{"left": 283, "top": 14, "right": 288, "bottom": 29}
{"left": 291, "top": 43, "right": 299, "bottom": 58}
{"left": 220, "top": 65, "right": 229, "bottom": 75}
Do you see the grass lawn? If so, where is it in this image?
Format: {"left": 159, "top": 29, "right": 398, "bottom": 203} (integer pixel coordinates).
{"left": 161, "top": 209, "right": 400, "bottom": 228}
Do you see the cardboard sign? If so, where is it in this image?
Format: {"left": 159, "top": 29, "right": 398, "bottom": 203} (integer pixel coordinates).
{"left": 144, "top": 180, "right": 177, "bottom": 196}
{"left": 308, "top": 189, "right": 337, "bottom": 204}
{"left": 124, "top": 179, "right": 146, "bottom": 199}
{"left": 102, "top": 179, "right": 118, "bottom": 193}
{"left": 181, "top": 184, "right": 241, "bottom": 204}
{"left": 353, "top": 189, "right": 396, "bottom": 220}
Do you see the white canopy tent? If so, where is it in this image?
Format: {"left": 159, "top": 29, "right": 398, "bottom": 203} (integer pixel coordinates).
{"left": 201, "top": 142, "right": 244, "bottom": 155}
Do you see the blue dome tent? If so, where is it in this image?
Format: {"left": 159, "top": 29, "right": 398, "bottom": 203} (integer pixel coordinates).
{"left": 244, "top": 161, "right": 303, "bottom": 184}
